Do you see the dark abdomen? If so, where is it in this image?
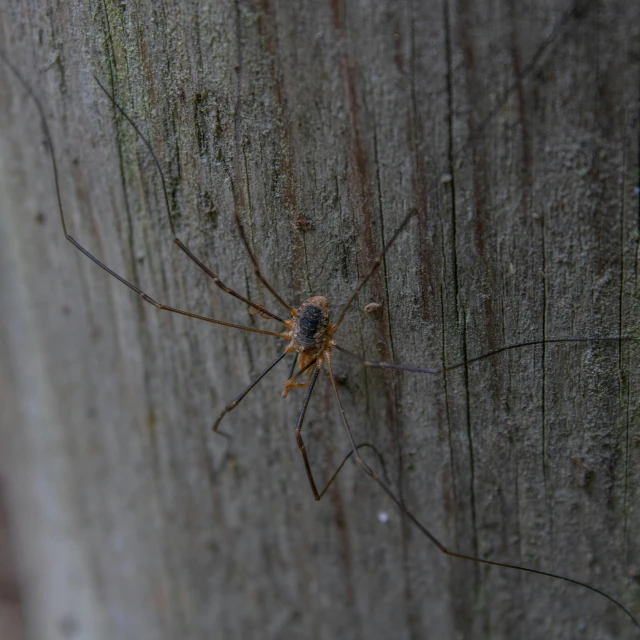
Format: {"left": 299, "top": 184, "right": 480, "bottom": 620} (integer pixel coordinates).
{"left": 292, "top": 297, "right": 330, "bottom": 355}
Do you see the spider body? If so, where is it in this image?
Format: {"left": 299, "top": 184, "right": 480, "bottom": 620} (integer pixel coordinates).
{"left": 290, "top": 296, "right": 332, "bottom": 355}
{"left": 281, "top": 296, "right": 336, "bottom": 397}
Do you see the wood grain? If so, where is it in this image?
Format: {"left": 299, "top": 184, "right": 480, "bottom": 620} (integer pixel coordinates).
{"left": 0, "top": 1, "right": 638, "bottom": 638}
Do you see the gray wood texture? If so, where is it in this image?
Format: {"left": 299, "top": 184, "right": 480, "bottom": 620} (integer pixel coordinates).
{"left": 1, "top": 1, "right": 639, "bottom": 638}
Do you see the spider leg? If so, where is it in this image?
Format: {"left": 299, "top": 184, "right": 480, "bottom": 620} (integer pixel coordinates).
{"left": 92, "top": 76, "right": 286, "bottom": 325}
{"left": 292, "top": 358, "right": 392, "bottom": 501}
{"left": 305, "top": 442, "right": 392, "bottom": 503}
{"left": 294, "top": 364, "right": 328, "bottom": 501}
{"left": 334, "top": 208, "right": 417, "bottom": 329}
{"left": 231, "top": 198, "right": 296, "bottom": 315}
{"left": 70, "top": 237, "right": 286, "bottom": 337}
{"left": 288, "top": 353, "right": 299, "bottom": 380}
{"left": 282, "top": 358, "right": 318, "bottom": 398}
{"left": 0, "top": 51, "right": 285, "bottom": 339}
{"left": 334, "top": 336, "right": 634, "bottom": 375}
{"left": 173, "top": 238, "right": 286, "bottom": 323}
{"left": 330, "top": 6, "right": 594, "bottom": 332}
{"left": 325, "top": 358, "right": 640, "bottom": 631}
{"left": 452, "top": 0, "right": 588, "bottom": 166}
{"left": 213, "top": 351, "right": 289, "bottom": 434}
{"left": 285, "top": 380, "right": 312, "bottom": 394}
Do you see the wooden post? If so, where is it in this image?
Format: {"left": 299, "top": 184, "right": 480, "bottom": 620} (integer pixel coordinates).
{"left": 0, "top": 1, "right": 638, "bottom": 638}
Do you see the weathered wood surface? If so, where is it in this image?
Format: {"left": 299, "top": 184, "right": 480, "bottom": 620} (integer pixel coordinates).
{"left": 0, "top": 1, "right": 639, "bottom": 638}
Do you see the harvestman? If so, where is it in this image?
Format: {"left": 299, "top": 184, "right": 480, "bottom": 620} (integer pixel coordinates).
{"left": 1, "top": 49, "right": 638, "bottom": 633}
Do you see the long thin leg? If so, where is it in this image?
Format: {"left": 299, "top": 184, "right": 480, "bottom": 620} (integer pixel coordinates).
{"left": 288, "top": 358, "right": 316, "bottom": 384}
{"left": 294, "top": 365, "right": 326, "bottom": 500}
{"left": 334, "top": 208, "right": 417, "bottom": 329}
{"left": 288, "top": 353, "right": 299, "bottom": 380}
{"left": 334, "top": 336, "right": 633, "bottom": 375}
{"left": 0, "top": 52, "right": 286, "bottom": 340}
{"left": 331, "top": 7, "right": 591, "bottom": 331}
{"left": 293, "top": 364, "right": 390, "bottom": 500}
{"left": 452, "top": 0, "right": 588, "bottom": 165}
{"left": 213, "top": 351, "right": 288, "bottom": 434}
{"left": 70, "top": 235, "right": 286, "bottom": 337}
{"left": 282, "top": 357, "right": 318, "bottom": 397}
{"left": 231, "top": 197, "right": 296, "bottom": 314}
{"left": 91, "top": 77, "right": 286, "bottom": 325}
{"left": 303, "top": 442, "right": 390, "bottom": 502}
{"left": 325, "top": 358, "right": 640, "bottom": 631}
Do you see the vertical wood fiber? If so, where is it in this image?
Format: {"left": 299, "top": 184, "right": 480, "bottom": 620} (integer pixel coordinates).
{"left": 0, "top": 1, "right": 638, "bottom": 638}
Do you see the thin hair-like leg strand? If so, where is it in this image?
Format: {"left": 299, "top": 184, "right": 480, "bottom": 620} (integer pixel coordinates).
{"left": 213, "top": 351, "right": 289, "bottom": 434}
{"left": 302, "top": 442, "right": 391, "bottom": 502}
{"left": 452, "top": 0, "right": 592, "bottom": 166}
{"left": 333, "top": 208, "right": 417, "bottom": 329}
{"left": 0, "top": 49, "right": 66, "bottom": 236}
{"left": 281, "top": 357, "right": 319, "bottom": 397}
{"left": 72, "top": 242, "right": 286, "bottom": 338}
{"left": 230, "top": 196, "right": 296, "bottom": 315}
{"left": 332, "top": 3, "right": 594, "bottom": 333}
{"left": 92, "top": 76, "right": 286, "bottom": 326}
{"left": 294, "top": 365, "right": 325, "bottom": 500}
{"left": 288, "top": 358, "right": 317, "bottom": 384}
{"left": 293, "top": 366, "right": 391, "bottom": 501}
{"left": 0, "top": 50, "right": 283, "bottom": 340}
{"left": 334, "top": 337, "right": 635, "bottom": 375}
{"left": 288, "top": 353, "right": 299, "bottom": 380}
{"left": 325, "top": 358, "right": 640, "bottom": 631}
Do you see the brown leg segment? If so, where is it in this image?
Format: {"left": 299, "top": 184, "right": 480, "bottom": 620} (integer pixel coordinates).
{"left": 1, "top": 51, "right": 285, "bottom": 340}
{"left": 68, "top": 236, "right": 285, "bottom": 338}
{"left": 213, "top": 351, "right": 289, "bottom": 434}
{"left": 293, "top": 364, "right": 388, "bottom": 501}
{"left": 91, "top": 75, "right": 286, "bottom": 325}
{"left": 294, "top": 365, "right": 324, "bottom": 500}
{"left": 231, "top": 202, "right": 296, "bottom": 315}
{"left": 281, "top": 358, "right": 318, "bottom": 398}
